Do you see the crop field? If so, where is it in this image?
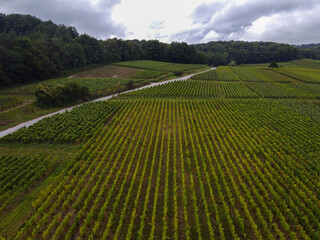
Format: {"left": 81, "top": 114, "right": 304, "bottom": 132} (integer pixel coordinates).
{"left": 130, "top": 70, "right": 168, "bottom": 79}
{"left": 3, "top": 99, "right": 318, "bottom": 240}
{"left": 119, "top": 81, "right": 258, "bottom": 98}
{"left": 259, "top": 69, "right": 295, "bottom": 83}
{"left": 245, "top": 82, "right": 308, "bottom": 98}
{"left": 114, "top": 60, "right": 170, "bottom": 69}
{"left": 279, "top": 99, "right": 320, "bottom": 123}
{"left": 0, "top": 155, "right": 58, "bottom": 212}
{"left": 1, "top": 62, "right": 320, "bottom": 240}
{"left": 275, "top": 69, "right": 320, "bottom": 83}
{"left": 191, "top": 69, "right": 219, "bottom": 81}
{"left": 1, "top": 101, "right": 123, "bottom": 144}
{"left": 191, "top": 67, "right": 239, "bottom": 81}
{"left": 114, "top": 60, "right": 207, "bottom": 72}
{"left": 1, "top": 78, "right": 145, "bottom": 95}
{"left": 71, "top": 66, "right": 141, "bottom": 79}
{"left": 120, "top": 81, "right": 221, "bottom": 98}
{"left": 243, "top": 59, "right": 320, "bottom": 69}
{"left": 290, "top": 59, "right": 320, "bottom": 69}
{"left": 230, "top": 67, "right": 297, "bottom": 82}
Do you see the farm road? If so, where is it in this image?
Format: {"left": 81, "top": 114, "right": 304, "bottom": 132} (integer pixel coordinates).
{"left": 0, "top": 67, "right": 215, "bottom": 138}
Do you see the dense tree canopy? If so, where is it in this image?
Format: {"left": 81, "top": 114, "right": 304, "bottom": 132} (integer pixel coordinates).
{"left": 0, "top": 14, "right": 205, "bottom": 87}
{"left": 0, "top": 13, "right": 319, "bottom": 86}
{"left": 35, "top": 81, "right": 89, "bottom": 107}
{"left": 194, "top": 41, "right": 300, "bottom": 66}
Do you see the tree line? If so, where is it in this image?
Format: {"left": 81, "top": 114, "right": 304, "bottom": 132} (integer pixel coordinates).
{"left": 0, "top": 13, "right": 319, "bottom": 87}
{"left": 195, "top": 41, "right": 300, "bottom": 66}
{"left": 0, "top": 13, "right": 206, "bottom": 87}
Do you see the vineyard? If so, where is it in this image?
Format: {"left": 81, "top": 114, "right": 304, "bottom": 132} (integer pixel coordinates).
{"left": 1, "top": 61, "right": 320, "bottom": 240}
{"left": 243, "top": 59, "right": 320, "bottom": 69}
{"left": 6, "top": 99, "right": 319, "bottom": 240}
{"left": 279, "top": 99, "right": 320, "bottom": 123}
{"left": 275, "top": 69, "right": 320, "bottom": 83}
{"left": 0, "top": 155, "right": 58, "bottom": 212}
{"left": 114, "top": 60, "right": 208, "bottom": 72}
{"left": 1, "top": 101, "right": 123, "bottom": 144}
{"left": 119, "top": 81, "right": 258, "bottom": 98}
{"left": 191, "top": 67, "right": 239, "bottom": 81}
{"left": 130, "top": 70, "right": 168, "bottom": 79}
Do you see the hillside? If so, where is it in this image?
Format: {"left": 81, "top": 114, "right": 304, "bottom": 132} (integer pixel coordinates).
{"left": 0, "top": 60, "right": 208, "bottom": 132}
{"left": 0, "top": 61, "right": 320, "bottom": 239}
{"left": 0, "top": 14, "right": 206, "bottom": 87}
{"left": 2, "top": 13, "right": 320, "bottom": 89}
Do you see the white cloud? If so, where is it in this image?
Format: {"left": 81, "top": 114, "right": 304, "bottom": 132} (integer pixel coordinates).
{"left": 1, "top": 0, "right": 320, "bottom": 44}
{"left": 112, "top": 0, "right": 217, "bottom": 42}
{"left": 1, "top": 0, "right": 126, "bottom": 39}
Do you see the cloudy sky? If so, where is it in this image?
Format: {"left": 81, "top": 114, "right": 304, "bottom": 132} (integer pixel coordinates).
{"left": 2, "top": 0, "right": 320, "bottom": 44}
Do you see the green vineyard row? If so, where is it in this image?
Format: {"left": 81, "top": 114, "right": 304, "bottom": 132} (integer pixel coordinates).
{"left": 1, "top": 101, "right": 123, "bottom": 143}
{"left": 0, "top": 155, "right": 57, "bottom": 212}
{"left": 11, "top": 99, "right": 320, "bottom": 240}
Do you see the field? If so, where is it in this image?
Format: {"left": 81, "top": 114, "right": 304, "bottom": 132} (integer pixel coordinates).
{"left": 243, "top": 59, "right": 320, "bottom": 69}
{"left": 114, "top": 60, "right": 208, "bottom": 72}
{"left": 70, "top": 66, "right": 141, "bottom": 79}
{"left": 130, "top": 70, "right": 168, "bottom": 80}
{"left": 0, "top": 61, "right": 206, "bottom": 131}
{"left": 0, "top": 61, "right": 320, "bottom": 239}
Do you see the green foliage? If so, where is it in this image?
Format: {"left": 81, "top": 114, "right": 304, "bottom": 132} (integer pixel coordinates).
{"left": 191, "top": 67, "right": 239, "bottom": 81}
{"left": 191, "top": 69, "right": 219, "bottom": 80}
{"left": 268, "top": 61, "right": 279, "bottom": 68}
{"left": 115, "top": 60, "right": 207, "bottom": 72}
{"left": 173, "top": 70, "right": 183, "bottom": 76}
{"left": 34, "top": 81, "right": 89, "bottom": 107}
{"left": 195, "top": 41, "right": 300, "bottom": 65}
{"left": 0, "top": 14, "right": 206, "bottom": 88}
{"left": 10, "top": 99, "right": 320, "bottom": 240}
{"left": 275, "top": 68, "right": 320, "bottom": 83}
{"left": 126, "top": 80, "right": 135, "bottom": 89}
{"left": 246, "top": 82, "right": 304, "bottom": 98}
{"left": 228, "top": 60, "right": 237, "bottom": 66}
{"left": 130, "top": 70, "right": 167, "bottom": 79}
{"left": 0, "top": 154, "right": 58, "bottom": 212}
{"left": 0, "top": 96, "right": 21, "bottom": 111}
{"left": 1, "top": 101, "right": 123, "bottom": 143}
{"left": 119, "top": 80, "right": 258, "bottom": 98}
{"left": 291, "top": 59, "right": 320, "bottom": 69}
{"left": 279, "top": 100, "right": 320, "bottom": 123}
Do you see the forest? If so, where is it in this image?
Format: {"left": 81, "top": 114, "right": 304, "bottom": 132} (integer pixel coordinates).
{"left": 0, "top": 13, "right": 319, "bottom": 87}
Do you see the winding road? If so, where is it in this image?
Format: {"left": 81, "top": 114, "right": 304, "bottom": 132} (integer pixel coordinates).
{"left": 0, "top": 67, "right": 215, "bottom": 138}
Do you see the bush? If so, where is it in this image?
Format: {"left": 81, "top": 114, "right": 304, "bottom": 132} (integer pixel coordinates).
{"left": 173, "top": 70, "right": 183, "bottom": 76}
{"left": 268, "top": 61, "right": 279, "bottom": 68}
{"left": 35, "top": 81, "right": 89, "bottom": 107}
{"left": 228, "top": 61, "right": 237, "bottom": 66}
{"left": 126, "top": 80, "right": 135, "bottom": 90}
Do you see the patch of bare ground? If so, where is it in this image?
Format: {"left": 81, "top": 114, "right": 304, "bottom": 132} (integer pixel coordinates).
{"left": 71, "top": 66, "right": 141, "bottom": 79}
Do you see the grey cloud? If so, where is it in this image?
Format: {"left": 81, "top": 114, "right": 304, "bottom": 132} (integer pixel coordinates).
{"left": 1, "top": 0, "right": 126, "bottom": 39}
{"left": 149, "top": 21, "right": 165, "bottom": 30}
{"left": 241, "top": 8, "right": 320, "bottom": 44}
{"left": 154, "top": 33, "right": 168, "bottom": 39}
{"left": 191, "top": 2, "right": 223, "bottom": 25}
{"left": 173, "top": 0, "right": 320, "bottom": 44}
{"left": 211, "top": 0, "right": 317, "bottom": 35}
{"left": 170, "top": 29, "right": 211, "bottom": 43}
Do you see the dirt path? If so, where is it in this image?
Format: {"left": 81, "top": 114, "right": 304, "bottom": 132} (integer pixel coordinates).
{"left": 0, "top": 67, "right": 215, "bottom": 138}
{"left": 0, "top": 100, "right": 35, "bottom": 114}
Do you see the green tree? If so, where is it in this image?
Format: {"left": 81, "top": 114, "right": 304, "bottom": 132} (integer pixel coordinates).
{"left": 268, "top": 61, "right": 279, "bottom": 68}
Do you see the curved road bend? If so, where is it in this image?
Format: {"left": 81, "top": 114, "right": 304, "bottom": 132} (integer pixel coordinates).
{"left": 0, "top": 67, "right": 215, "bottom": 138}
